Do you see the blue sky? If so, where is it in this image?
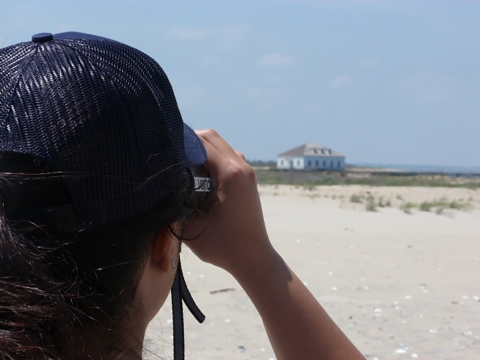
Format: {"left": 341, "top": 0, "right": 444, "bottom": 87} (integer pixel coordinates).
{"left": 3, "top": 0, "right": 480, "bottom": 167}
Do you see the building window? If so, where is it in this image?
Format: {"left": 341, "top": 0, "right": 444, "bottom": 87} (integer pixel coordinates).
{"left": 337, "top": 161, "right": 340, "bottom": 168}
{"left": 330, "top": 161, "right": 333, "bottom": 167}
{"left": 308, "top": 160, "right": 311, "bottom": 167}
{"left": 323, "top": 160, "right": 326, "bottom": 167}
{"left": 315, "top": 160, "right": 318, "bottom": 166}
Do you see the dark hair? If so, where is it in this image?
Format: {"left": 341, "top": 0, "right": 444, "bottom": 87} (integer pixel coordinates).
{"left": 0, "top": 153, "right": 193, "bottom": 359}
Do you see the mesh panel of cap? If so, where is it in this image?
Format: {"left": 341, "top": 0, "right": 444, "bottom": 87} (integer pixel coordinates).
{"left": 0, "top": 36, "right": 188, "bottom": 230}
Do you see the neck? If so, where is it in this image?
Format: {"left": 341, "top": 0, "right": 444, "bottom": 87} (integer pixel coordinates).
{"left": 113, "top": 314, "right": 148, "bottom": 359}
{"left": 79, "top": 316, "right": 147, "bottom": 360}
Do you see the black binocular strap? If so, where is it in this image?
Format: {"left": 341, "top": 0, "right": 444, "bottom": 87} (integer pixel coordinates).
{"left": 171, "top": 260, "right": 206, "bottom": 360}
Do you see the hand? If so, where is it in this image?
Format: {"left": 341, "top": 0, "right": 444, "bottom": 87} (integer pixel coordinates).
{"left": 183, "top": 130, "right": 364, "bottom": 360}
{"left": 182, "top": 129, "right": 275, "bottom": 276}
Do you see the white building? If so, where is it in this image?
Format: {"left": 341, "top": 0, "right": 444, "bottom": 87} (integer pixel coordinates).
{"left": 277, "top": 143, "right": 345, "bottom": 171}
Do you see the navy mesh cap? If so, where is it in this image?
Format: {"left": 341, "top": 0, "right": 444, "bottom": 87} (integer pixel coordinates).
{"left": 0, "top": 32, "right": 207, "bottom": 230}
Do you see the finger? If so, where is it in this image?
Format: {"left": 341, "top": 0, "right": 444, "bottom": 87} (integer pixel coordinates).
{"left": 197, "top": 137, "right": 231, "bottom": 184}
{"left": 235, "top": 151, "right": 246, "bottom": 161}
{"left": 195, "top": 129, "right": 245, "bottom": 167}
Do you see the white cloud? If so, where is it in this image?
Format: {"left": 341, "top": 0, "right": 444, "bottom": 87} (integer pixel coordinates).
{"left": 259, "top": 53, "right": 296, "bottom": 68}
{"left": 331, "top": 75, "right": 354, "bottom": 88}
{"left": 165, "top": 27, "right": 210, "bottom": 40}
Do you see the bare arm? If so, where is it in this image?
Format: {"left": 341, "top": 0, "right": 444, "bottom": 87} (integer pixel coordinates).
{"left": 184, "top": 129, "right": 364, "bottom": 360}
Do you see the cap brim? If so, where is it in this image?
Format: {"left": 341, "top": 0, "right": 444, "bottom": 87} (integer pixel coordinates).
{"left": 184, "top": 124, "right": 207, "bottom": 167}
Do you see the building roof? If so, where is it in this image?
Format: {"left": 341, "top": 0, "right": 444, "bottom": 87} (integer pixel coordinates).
{"left": 278, "top": 143, "right": 344, "bottom": 157}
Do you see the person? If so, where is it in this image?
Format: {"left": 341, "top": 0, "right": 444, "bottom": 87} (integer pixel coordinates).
{"left": 0, "top": 32, "right": 364, "bottom": 360}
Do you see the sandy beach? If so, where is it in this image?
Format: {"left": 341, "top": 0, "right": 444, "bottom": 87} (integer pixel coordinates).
{"left": 146, "top": 185, "right": 480, "bottom": 360}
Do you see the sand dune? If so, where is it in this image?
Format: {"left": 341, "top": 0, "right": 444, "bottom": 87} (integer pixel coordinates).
{"left": 146, "top": 185, "right": 480, "bottom": 360}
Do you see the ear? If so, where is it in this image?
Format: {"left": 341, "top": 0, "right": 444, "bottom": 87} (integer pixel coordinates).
{"left": 151, "top": 228, "right": 179, "bottom": 274}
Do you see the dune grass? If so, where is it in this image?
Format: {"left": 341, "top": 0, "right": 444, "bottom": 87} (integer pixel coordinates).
{"left": 400, "top": 202, "right": 417, "bottom": 214}
{"left": 346, "top": 193, "right": 473, "bottom": 215}
{"left": 254, "top": 169, "right": 480, "bottom": 189}
{"left": 418, "top": 198, "right": 473, "bottom": 214}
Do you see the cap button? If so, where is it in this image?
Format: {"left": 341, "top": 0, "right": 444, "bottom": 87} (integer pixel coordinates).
{"left": 32, "top": 33, "right": 54, "bottom": 43}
